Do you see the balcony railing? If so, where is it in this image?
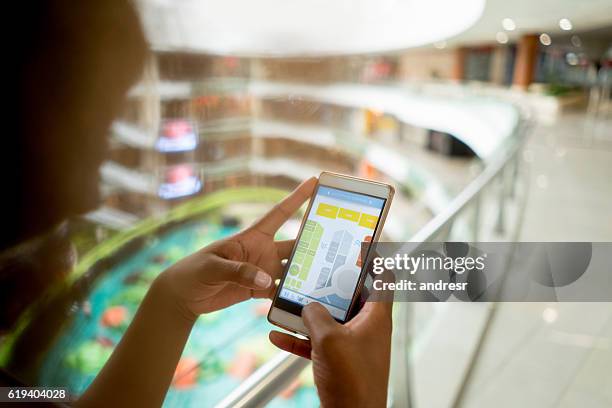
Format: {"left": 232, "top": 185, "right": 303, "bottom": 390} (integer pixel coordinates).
{"left": 214, "top": 113, "right": 530, "bottom": 407}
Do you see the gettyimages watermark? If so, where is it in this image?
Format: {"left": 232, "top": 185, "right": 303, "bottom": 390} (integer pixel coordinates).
{"left": 360, "top": 242, "right": 610, "bottom": 302}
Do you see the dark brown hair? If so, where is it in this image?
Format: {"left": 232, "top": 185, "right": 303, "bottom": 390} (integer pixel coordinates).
{"left": 4, "top": 0, "right": 147, "bottom": 250}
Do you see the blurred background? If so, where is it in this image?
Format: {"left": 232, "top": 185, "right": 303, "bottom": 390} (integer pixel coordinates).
{"left": 1, "top": 0, "right": 611, "bottom": 407}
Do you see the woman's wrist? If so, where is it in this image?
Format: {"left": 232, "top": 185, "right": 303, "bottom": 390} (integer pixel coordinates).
{"left": 150, "top": 271, "right": 199, "bottom": 326}
{"left": 319, "top": 385, "right": 377, "bottom": 408}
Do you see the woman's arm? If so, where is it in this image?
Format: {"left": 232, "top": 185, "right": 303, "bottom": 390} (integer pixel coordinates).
{"left": 76, "top": 277, "right": 195, "bottom": 407}
{"left": 76, "top": 177, "right": 317, "bottom": 407}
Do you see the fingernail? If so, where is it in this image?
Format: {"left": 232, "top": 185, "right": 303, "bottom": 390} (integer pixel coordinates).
{"left": 254, "top": 271, "right": 272, "bottom": 288}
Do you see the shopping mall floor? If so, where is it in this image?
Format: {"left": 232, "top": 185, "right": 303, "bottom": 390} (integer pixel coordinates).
{"left": 413, "top": 109, "right": 612, "bottom": 408}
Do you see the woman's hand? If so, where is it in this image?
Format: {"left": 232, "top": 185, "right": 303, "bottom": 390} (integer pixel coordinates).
{"left": 157, "top": 177, "right": 317, "bottom": 319}
{"left": 78, "top": 178, "right": 317, "bottom": 408}
{"left": 269, "top": 300, "right": 393, "bottom": 408}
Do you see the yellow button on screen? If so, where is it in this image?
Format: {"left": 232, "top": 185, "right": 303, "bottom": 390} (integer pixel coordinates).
{"left": 316, "top": 203, "right": 339, "bottom": 219}
{"left": 359, "top": 213, "right": 379, "bottom": 229}
{"left": 338, "top": 208, "right": 360, "bottom": 222}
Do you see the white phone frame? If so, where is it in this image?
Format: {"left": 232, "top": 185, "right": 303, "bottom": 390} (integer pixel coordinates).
{"left": 268, "top": 171, "right": 395, "bottom": 337}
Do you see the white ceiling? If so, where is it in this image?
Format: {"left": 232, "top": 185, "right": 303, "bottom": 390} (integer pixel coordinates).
{"left": 446, "top": 0, "right": 612, "bottom": 47}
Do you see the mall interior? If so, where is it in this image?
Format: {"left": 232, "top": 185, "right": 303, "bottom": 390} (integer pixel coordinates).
{"left": 1, "top": 0, "right": 611, "bottom": 407}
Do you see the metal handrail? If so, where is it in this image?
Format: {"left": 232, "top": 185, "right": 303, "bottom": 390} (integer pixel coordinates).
{"left": 410, "top": 133, "right": 525, "bottom": 244}
{"left": 214, "top": 115, "right": 528, "bottom": 408}
{"left": 215, "top": 352, "right": 309, "bottom": 408}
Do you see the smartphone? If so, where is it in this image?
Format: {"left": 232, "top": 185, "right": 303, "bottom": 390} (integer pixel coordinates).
{"left": 268, "top": 171, "right": 394, "bottom": 336}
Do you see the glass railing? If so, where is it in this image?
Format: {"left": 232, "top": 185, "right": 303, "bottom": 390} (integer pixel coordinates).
{"left": 210, "top": 95, "right": 529, "bottom": 407}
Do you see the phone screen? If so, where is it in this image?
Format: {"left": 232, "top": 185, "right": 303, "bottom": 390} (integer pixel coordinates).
{"left": 278, "top": 185, "right": 386, "bottom": 321}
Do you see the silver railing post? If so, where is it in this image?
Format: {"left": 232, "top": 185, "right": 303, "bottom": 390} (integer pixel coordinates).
{"left": 509, "top": 154, "right": 519, "bottom": 199}
{"left": 390, "top": 301, "right": 413, "bottom": 408}
{"left": 472, "top": 193, "right": 481, "bottom": 242}
{"left": 494, "top": 167, "right": 506, "bottom": 235}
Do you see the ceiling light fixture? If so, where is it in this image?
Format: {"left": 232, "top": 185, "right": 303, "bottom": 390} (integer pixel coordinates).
{"left": 502, "top": 18, "right": 516, "bottom": 31}
{"left": 135, "top": 0, "right": 486, "bottom": 56}
{"left": 539, "top": 33, "right": 552, "bottom": 46}
{"left": 559, "top": 18, "right": 573, "bottom": 31}
{"left": 496, "top": 31, "right": 508, "bottom": 44}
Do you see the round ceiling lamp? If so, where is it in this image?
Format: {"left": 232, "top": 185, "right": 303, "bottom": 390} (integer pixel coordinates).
{"left": 138, "top": 0, "right": 485, "bottom": 56}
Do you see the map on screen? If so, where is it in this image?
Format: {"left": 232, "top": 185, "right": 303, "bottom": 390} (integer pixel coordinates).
{"left": 279, "top": 185, "right": 385, "bottom": 320}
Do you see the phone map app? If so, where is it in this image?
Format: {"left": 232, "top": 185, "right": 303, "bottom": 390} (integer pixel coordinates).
{"left": 280, "top": 185, "right": 385, "bottom": 320}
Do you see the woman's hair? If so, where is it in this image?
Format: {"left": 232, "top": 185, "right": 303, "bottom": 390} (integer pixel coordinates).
{"left": 3, "top": 0, "right": 148, "bottom": 250}
{"left": 0, "top": 0, "right": 147, "bottom": 332}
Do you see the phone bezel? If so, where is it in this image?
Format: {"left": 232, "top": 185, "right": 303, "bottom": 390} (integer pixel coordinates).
{"left": 267, "top": 171, "right": 394, "bottom": 336}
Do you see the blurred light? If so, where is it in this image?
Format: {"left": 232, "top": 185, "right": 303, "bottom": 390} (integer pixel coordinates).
{"left": 571, "top": 35, "right": 582, "bottom": 47}
{"left": 156, "top": 119, "right": 198, "bottom": 152}
{"left": 566, "top": 52, "right": 579, "bottom": 66}
{"left": 542, "top": 307, "right": 558, "bottom": 324}
{"left": 496, "top": 31, "right": 509, "bottom": 44}
{"left": 536, "top": 174, "right": 549, "bottom": 189}
{"left": 137, "top": 0, "right": 487, "bottom": 55}
{"left": 559, "top": 18, "right": 573, "bottom": 31}
{"left": 539, "top": 33, "right": 552, "bottom": 46}
{"left": 555, "top": 147, "right": 567, "bottom": 158}
{"left": 433, "top": 40, "right": 447, "bottom": 49}
{"left": 502, "top": 18, "right": 516, "bottom": 31}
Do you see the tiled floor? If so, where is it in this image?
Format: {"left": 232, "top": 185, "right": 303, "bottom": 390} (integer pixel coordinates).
{"left": 463, "top": 110, "right": 612, "bottom": 408}
{"left": 520, "top": 110, "right": 612, "bottom": 241}
{"left": 461, "top": 303, "right": 612, "bottom": 407}
{"left": 411, "top": 109, "right": 612, "bottom": 408}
